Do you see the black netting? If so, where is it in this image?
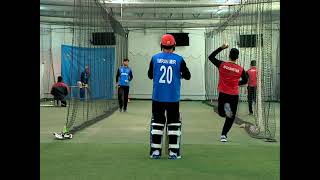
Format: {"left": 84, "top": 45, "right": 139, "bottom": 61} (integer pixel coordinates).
{"left": 204, "top": 0, "right": 279, "bottom": 141}
{"left": 62, "top": 0, "right": 128, "bottom": 134}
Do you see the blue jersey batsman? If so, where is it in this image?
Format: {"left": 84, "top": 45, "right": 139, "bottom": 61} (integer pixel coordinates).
{"left": 148, "top": 34, "right": 191, "bottom": 160}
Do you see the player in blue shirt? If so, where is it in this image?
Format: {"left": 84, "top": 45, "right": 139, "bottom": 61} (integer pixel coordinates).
{"left": 148, "top": 34, "right": 191, "bottom": 160}
{"left": 80, "top": 65, "right": 90, "bottom": 99}
{"left": 116, "top": 58, "right": 133, "bottom": 112}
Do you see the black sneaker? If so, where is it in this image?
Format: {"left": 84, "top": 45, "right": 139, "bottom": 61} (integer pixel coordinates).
{"left": 119, "top": 108, "right": 122, "bottom": 112}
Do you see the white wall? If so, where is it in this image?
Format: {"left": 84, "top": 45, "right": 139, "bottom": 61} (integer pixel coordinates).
{"left": 40, "top": 24, "right": 73, "bottom": 99}
{"left": 128, "top": 29, "right": 206, "bottom": 100}
{"left": 51, "top": 26, "right": 74, "bottom": 77}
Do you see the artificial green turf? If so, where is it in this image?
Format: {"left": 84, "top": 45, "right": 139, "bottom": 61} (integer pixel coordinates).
{"left": 41, "top": 100, "right": 280, "bottom": 180}
{"left": 40, "top": 143, "right": 279, "bottom": 180}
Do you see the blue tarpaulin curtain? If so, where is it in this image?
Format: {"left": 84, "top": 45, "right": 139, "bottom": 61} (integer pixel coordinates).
{"left": 61, "top": 45, "right": 115, "bottom": 99}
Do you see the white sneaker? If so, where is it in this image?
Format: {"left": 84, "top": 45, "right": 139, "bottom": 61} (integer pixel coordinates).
{"left": 150, "top": 150, "right": 161, "bottom": 159}
{"left": 220, "top": 135, "right": 228, "bottom": 142}
{"left": 152, "top": 150, "right": 160, "bottom": 156}
{"left": 53, "top": 132, "right": 72, "bottom": 140}
{"left": 168, "top": 150, "right": 181, "bottom": 160}
{"left": 63, "top": 133, "right": 73, "bottom": 139}
{"left": 53, "top": 132, "right": 63, "bottom": 139}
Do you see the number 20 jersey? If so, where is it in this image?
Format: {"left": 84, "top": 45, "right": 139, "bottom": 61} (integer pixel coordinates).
{"left": 151, "top": 52, "right": 183, "bottom": 102}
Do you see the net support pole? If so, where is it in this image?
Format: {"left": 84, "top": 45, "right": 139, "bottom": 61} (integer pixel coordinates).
{"left": 256, "top": 1, "right": 264, "bottom": 133}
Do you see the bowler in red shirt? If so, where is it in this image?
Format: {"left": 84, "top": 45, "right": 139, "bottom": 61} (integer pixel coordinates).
{"left": 208, "top": 43, "right": 248, "bottom": 142}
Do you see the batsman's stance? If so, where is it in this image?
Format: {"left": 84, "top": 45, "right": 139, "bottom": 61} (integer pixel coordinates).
{"left": 148, "top": 34, "right": 191, "bottom": 160}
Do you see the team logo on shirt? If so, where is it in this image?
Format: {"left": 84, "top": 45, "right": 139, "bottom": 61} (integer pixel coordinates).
{"left": 157, "top": 59, "right": 176, "bottom": 65}
{"left": 222, "top": 65, "right": 240, "bottom": 73}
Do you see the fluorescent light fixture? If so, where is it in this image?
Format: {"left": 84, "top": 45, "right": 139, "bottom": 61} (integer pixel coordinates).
{"left": 101, "top": 0, "right": 123, "bottom": 3}
{"left": 206, "top": 9, "right": 219, "bottom": 13}
{"left": 225, "top": 0, "right": 241, "bottom": 3}
{"left": 216, "top": 9, "right": 223, "bottom": 14}
{"left": 216, "top": 6, "right": 229, "bottom": 14}
{"left": 218, "top": 6, "right": 229, "bottom": 9}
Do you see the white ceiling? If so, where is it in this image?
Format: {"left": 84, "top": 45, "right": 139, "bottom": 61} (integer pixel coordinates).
{"left": 40, "top": 0, "right": 280, "bottom": 29}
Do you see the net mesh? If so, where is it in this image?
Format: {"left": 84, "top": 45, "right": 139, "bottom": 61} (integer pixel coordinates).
{"left": 204, "top": 0, "right": 279, "bottom": 141}
{"left": 63, "top": 0, "right": 128, "bottom": 134}
{"left": 40, "top": 27, "right": 56, "bottom": 101}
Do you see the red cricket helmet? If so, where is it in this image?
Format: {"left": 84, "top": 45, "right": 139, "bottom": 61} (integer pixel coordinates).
{"left": 160, "top": 34, "right": 176, "bottom": 47}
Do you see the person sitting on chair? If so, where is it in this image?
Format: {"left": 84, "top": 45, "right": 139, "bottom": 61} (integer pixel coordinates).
{"left": 51, "top": 76, "right": 69, "bottom": 107}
